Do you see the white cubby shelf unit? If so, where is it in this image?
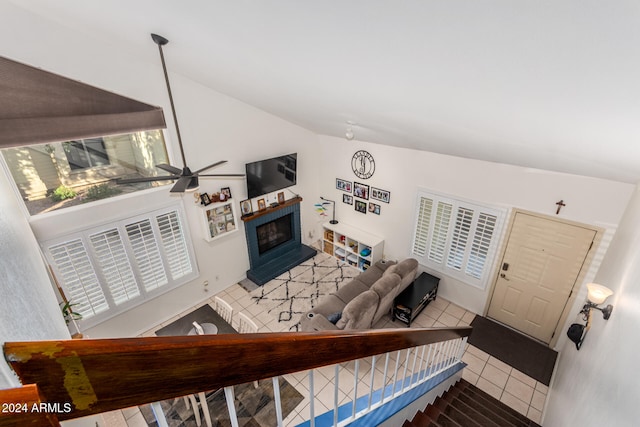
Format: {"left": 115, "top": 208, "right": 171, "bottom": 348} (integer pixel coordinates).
{"left": 321, "top": 222, "right": 384, "bottom": 271}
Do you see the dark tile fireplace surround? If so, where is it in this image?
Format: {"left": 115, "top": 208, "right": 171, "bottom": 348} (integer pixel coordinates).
{"left": 242, "top": 197, "right": 316, "bottom": 285}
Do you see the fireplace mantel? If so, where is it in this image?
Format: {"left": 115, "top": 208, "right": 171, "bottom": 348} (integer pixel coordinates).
{"left": 241, "top": 196, "right": 303, "bottom": 223}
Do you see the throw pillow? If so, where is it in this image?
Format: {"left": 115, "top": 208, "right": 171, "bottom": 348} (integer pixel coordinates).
{"left": 327, "top": 312, "right": 342, "bottom": 324}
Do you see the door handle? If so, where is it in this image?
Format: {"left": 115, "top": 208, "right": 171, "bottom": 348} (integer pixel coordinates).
{"left": 500, "top": 273, "right": 510, "bottom": 281}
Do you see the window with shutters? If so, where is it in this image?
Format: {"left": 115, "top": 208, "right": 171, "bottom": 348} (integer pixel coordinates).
{"left": 411, "top": 190, "right": 506, "bottom": 289}
{"left": 44, "top": 204, "right": 198, "bottom": 327}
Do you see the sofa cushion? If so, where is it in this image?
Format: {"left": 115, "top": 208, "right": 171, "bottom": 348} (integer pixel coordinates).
{"left": 394, "top": 258, "right": 419, "bottom": 280}
{"left": 333, "top": 279, "right": 369, "bottom": 304}
{"left": 370, "top": 273, "right": 402, "bottom": 324}
{"left": 335, "top": 290, "right": 379, "bottom": 330}
{"left": 357, "top": 260, "right": 397, "bottom": 287}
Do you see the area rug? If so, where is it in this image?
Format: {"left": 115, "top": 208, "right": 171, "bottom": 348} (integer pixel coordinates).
{"left": 140, "top": 377, "right": 303, "bottom": 427}
{"left": 250, "top": 252, "right": 360, "bottom": 331}
{"left": 469, "top": 316, "right": 558, "bottom": 386}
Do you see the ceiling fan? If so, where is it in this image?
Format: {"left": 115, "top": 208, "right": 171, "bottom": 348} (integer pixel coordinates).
{"left": 117, "top": 33, "right": 244, "bottom": 193}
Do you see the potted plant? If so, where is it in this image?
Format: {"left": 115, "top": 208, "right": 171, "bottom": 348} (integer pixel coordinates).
{"left": 60, "top": 301, "right": 83, "bottom": 325}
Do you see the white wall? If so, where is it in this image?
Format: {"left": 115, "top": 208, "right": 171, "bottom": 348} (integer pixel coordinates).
{"left": 315, "top": 136, "right": 633, "bottom": 313}
{"left": 544, "top": 184, "right": 640, "bottom": 426}
{"left": 0, "top": 2, "right": 320, "bottom": 338}
{"left": 0, "top": 170, "right": 70, "bottom": 389}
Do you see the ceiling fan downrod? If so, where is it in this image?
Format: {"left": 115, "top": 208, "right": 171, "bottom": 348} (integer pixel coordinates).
{"left": 151, "top": 33, "right": 188, "bottom": 169}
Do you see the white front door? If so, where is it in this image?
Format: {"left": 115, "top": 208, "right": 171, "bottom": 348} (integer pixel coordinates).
{"left": 487, "top": 212, "right": 596, "bottom": 343}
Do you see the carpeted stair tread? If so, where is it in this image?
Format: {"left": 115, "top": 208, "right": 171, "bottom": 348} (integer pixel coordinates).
{"left": 425, "top": 405, "right": 465, "bottom": 427}
{"left": 456, "top": 380, "right": 539, "bottom": 426}
{"left": 441, "top": 392, "right": 504, "bottom": 427}
{"left": 434, "top": 397, "right": 483, "bottom": 427}
{"left": 446, "top": 388, "right": 524, "bottom": 427}
{"left": 405, "top": 410, "right": 442, "bottom": 427}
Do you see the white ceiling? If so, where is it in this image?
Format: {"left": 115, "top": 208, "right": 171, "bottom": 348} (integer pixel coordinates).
{"left": 11, "top": 0, "right": 640, "bottom": 183}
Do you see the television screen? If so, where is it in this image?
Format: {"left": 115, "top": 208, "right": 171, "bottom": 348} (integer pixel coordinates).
{"left": 246, "top": 153, "right": 297, "bottom": 199}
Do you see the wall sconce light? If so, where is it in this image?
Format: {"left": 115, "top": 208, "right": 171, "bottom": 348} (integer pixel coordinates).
{"left": 320, "top": 197, "right": 338, "bottom": 224}
{"left": 568, "top": 283, "right": 614, "bottom": 350}
{"left": 581, "top": 283, "right": 614, "bottom": 320}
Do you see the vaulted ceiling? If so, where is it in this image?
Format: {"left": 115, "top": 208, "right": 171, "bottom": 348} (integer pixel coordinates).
{"left": 11, "top": 0, "right": 640, "bottom": 183}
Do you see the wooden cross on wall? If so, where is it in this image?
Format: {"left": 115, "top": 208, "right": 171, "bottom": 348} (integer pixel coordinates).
{"left": 556, "top": 200, "right": 566, "bottom": 214}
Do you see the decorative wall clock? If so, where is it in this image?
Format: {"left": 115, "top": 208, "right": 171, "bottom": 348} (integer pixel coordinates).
{"left": 351, "top": 150, "right": 375, "bottom": 179}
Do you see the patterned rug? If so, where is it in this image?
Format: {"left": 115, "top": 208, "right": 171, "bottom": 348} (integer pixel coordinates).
{"left": 140, "top": 378, "right": 303, "bottom": 427}
{"left": 250, "top": 252, "right": 360, "bottom": 331}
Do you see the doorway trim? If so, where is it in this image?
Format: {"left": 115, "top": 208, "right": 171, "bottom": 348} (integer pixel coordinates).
{"left": 484, "top": 209, "right": 605, "bottom": 348}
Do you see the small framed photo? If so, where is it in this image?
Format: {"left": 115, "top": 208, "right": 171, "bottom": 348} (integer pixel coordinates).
{"left": 200, "top": 193, "right": 212, "bottom": 206}
{"left": 355, "top": 200, "right": 367, "bottom": 214}
{"left": 343, "top": 194, "right": 353, "bottom": 205}
{"left": 257, "top": 198, "right": 267, "bottom": 211}
{"left": 371, "top": 187, "right": 390, "bottom": 203}
{"left": 240, "top": 199, "right": 253, "bottom": 216}
{"left": 369, "top": 202, "right": 381, "bottom": 215}
{"left": 353, "top": 182, "right": 369, "bottom": 200}
{"left": 336, "top": 178, "right": 352, "bottom": 193}
{"left": 277, "top": 191, "right": 285, "bottom": 204}
{"left": 221, "top": 187, "right": 232, "bottom": 200}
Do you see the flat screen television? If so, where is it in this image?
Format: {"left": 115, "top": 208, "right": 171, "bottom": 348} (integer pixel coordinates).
{"left": 245, "top": 153, "right": 297, "bottom": 199}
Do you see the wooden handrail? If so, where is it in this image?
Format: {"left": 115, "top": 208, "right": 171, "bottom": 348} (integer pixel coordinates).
{"left": 3, "top": 327, "right": 471, "bottom": 421}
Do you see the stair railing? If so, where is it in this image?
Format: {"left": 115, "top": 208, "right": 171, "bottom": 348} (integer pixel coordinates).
{"left": 2, "top": 326, "right": 471, "bottom": 426}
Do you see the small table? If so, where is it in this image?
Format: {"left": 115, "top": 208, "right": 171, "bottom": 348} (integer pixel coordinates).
{"left": 393, "top": 272, "right": 440, "bottom": 327}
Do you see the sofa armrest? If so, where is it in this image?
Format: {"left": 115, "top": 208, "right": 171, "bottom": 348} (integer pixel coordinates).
{"left": 300, "top": 313, "right": 340, "bottom": 331}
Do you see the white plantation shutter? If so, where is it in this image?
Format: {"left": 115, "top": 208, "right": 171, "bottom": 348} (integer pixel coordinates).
{"left": 429, "top": 202, "right": 452, "bottom": 264}
{"left": 411, "top": 190, "right": 505, "bottom": 289}
{"left": 126, "top": 219, "right": 168, "bottom": 291}
{"left": 45, "top": 204, "right": 198, "bottom": 326}
{"left": 156, "top": 211, "right": 193, "bottom": 280}
{"left": 412, "top": 197, "right": 433, "bottom": 256}
{"left": 89, "top": 228, "right": 139, "bottom": 304}
{"left": 49, "top": 239, "right": 109, "bottom": 317}
{"left": 466, "top": 212, "right": 498, "bottom": 279}
{"left": 447, "top": 207, "right": 473, "bottom": 271}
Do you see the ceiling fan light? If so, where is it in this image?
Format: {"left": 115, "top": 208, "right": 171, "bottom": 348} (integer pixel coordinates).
{"left": 186, "top": 176, "right": 199, "bottom": 192}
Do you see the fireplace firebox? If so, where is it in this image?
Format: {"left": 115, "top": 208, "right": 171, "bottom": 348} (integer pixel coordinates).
{"left": 242, "top": 197, "right": 316, "bottom": 285}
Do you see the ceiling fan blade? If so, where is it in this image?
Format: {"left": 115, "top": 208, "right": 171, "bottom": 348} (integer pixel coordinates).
{"left": 197, "top": 174, "right": 246, "bottom": 177}
{"left": 170, "top": 176, "right": 195, "bottom": 193}
{"left": 156, "top": 163, "right": 182, "bottom": 174}
{"left": 117, "top": 175, "right": 178, "bottom": 184}
{"left": 194, "top": 160, "right": 228, "bottom": 174}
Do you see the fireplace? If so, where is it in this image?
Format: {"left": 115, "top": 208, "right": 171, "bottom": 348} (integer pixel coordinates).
{"left": 242, "top": 197, "right": 316, "bottom": 285}
{"left": 257, "top": 214, "right": 293, "bottom": 255}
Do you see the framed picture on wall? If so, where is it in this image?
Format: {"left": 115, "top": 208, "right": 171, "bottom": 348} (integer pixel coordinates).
{"left": 343, "top": 194, "right": 353, "bottom": 205}
{"left": 369, "top": 202, "right": 381, "bottom": 215}
{"left": 336, "top": 178, "right": 352, "bottom": 193}
{"left": 355, "top": 200, "right": 367, "bottom": 213}
{"left": 371, "top": 187, "right": 390, "bottom": 203}
{"left": 353, "top": 182, "right": 369, "bottom": 200}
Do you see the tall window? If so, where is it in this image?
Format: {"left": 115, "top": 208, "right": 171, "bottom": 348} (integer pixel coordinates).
{"left": 411, "top": 190, "right": 506, "bottom": 289}
{"left": 0, "top": 130, "right": 170, "bottom": 215}
{"left": 45, "top": 205, "right": 198, "bottom": 327}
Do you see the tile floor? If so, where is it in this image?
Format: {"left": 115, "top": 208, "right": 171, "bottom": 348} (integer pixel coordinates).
{"left": 108, "top": 283, "right": 548, "bottom": 426}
